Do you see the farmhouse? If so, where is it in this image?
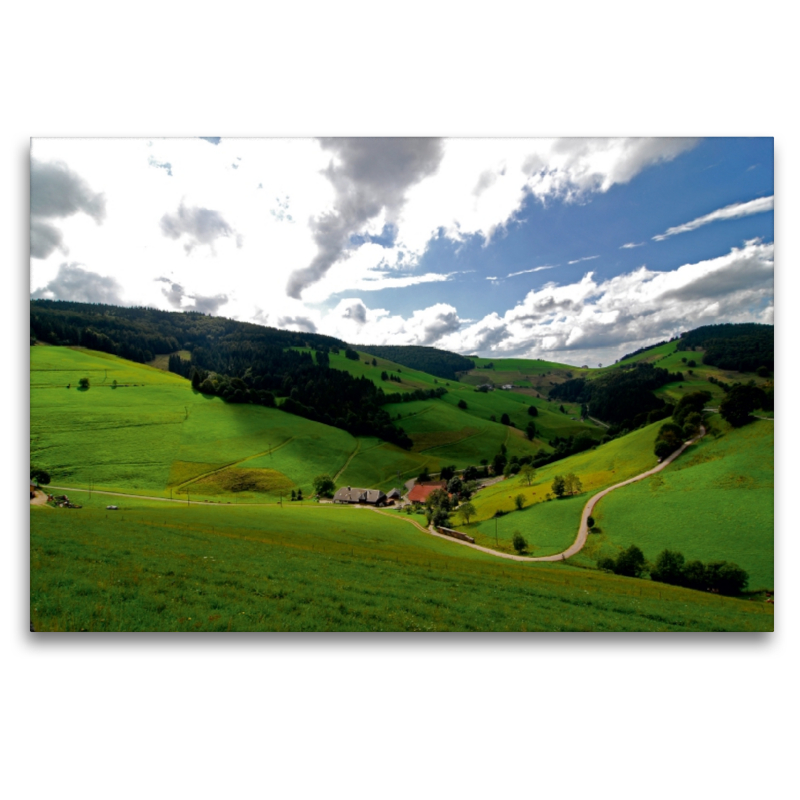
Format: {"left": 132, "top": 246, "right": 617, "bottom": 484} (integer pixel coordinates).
{"left": 407, "top": 481, "right": 447, "bottom": 504}
{"left": 386, "top": 488, "right": 402, "bottom": 500}
{"left": 333, "top": 486, "right": 387, "bottom": 506}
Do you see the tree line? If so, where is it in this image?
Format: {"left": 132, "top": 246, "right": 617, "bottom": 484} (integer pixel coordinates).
{"left": 355, "top": 345, "right": 475, "bottom": 381}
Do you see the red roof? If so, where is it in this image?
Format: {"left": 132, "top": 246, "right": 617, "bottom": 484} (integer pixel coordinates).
{"left": 408, "top": 481, "right": 447, "bottom": 503}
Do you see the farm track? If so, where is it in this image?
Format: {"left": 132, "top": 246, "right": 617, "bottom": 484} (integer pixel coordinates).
{"left": 334, "top": 439, "right": 362, "bottom": 482}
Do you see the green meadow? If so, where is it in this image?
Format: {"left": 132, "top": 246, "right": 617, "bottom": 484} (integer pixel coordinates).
{"left": 30, "top": 496, "right": 772, "bottom": 632}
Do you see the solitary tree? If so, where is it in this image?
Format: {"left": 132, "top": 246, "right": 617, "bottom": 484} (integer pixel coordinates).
{"left": 458, "top": 501, "right": 476, "bottom": 525}
{"left": 512, "top": 531, "right": 528, "bottom": 554}
{"left": 525, "top": 421, "right": 536, "bottom": 441}
{"left": 312, "top": 475, "right": 336, "bottom": 498}
{"left": 458, "top": 399, "right": 468, "bottom": 409}
{"left": 500, "top": 412, "right": 511, "bottom": 426}
{"left": 552, "top": 475, "right": 567, "bottom": 498}
{"left": 521, "top": 464, "right": 536, "bottom": 486}
{"left": 527, "top": 405, "right": 538, "bottom": 417}
{"left": 514, "top": 494, "right": 525, "bottom": 511}
{"left": 78, "top": 377, "right": 90, "bottom": 390}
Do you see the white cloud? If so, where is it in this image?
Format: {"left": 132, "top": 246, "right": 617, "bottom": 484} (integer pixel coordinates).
{"left": 568, "top": 255, "right": 599, "bottom": 265}
{"left": 653, "top": 195, "right": 774, "bottom": 241}
{"left": 620, "top": 242, "right": 645, "bottom": 249}
{"left": 435, "top": 240, "right": 773, "bottom": 365}
{"left": 507, "top": 265, "right": 556, "bottom": 277}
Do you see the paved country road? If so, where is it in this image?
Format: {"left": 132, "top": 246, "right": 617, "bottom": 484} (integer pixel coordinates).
{"left": 41, "top": 426, "right": 706, "bottom": 564}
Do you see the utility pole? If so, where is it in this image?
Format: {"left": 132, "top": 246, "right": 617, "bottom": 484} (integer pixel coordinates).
{"left": 187, "top": 491, "right": 190, "bottom": 508}
{"left": 495, "top": 516, "right": 498, "bottom": 547}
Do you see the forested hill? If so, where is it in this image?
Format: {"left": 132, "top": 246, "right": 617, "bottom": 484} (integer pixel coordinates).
{"left": 355, "top": 345, "right": 475, "bottom": 381}
{"left": 30, "top": 300, "right": 346, "bottom": 363}
{"left": 676, "top": 323, "right": 773, "bottom": 372}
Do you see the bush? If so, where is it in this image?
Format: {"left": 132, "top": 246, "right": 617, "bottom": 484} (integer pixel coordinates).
{"left": 514, "top": 494, "right": 525, "bottom": 510}
{"left": 458, "top": 399, "right": 468, "bottom": 409}
{"left": 78, "top": 377, "right": 90, "bottom": 390}
{"left": 528, "top": 405, "right": 538, "bottom": 417}
{"left": 512, "top": 532, "right": 528, "bottom": 554}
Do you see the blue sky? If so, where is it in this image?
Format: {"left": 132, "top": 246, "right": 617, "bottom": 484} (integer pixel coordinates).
{"left": 30, "top": 137, "right": 773, "bottom": 366}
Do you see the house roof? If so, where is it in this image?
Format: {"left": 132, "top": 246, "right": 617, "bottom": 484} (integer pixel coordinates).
{"left": 408, "top": 482, "right": 447, "bottom": 503}
{"left": 333, "top": 487, "right": 386, "bottom": 504}
{"left": 386, "top": 488, "right": 402, "bottom": 498}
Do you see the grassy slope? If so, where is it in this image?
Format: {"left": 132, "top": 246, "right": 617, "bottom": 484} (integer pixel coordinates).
{"left": 583, "top": 417, "right": 774, "bottom": 589}
{"left": 30, "top": 496, "right": 773, "bottom": 631}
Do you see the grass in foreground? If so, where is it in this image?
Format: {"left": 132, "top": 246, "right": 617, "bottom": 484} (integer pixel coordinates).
{"left": 30, "top": 497, "right": 773, "bottom": 631}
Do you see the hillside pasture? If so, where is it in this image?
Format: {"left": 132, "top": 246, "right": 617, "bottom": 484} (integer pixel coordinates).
{"left": 582, "top": 418, "right": 774, "bottom": 589}
{"left": 31, "top": 346, "right": 358, "bottom": 498}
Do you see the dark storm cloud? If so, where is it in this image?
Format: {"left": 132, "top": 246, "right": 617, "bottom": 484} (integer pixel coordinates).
{"left": 155, "top": 277, "right": 229, "bottom": 315}
{"left": 30, "top": 159, "right": 106, "bottom": 259}
{"left": 147, "top": 155, "right": 173, "bottom": 176}
{"left": 199, "top": 137, "right": 221, "bottom": 145}
{"left": 286, "top": 137, "right": 445, "bottom": 299}
{"left": 160, "top": 203, "right": 236, "bottom": 253}
{"left": 31, "top": 263, "right": 123, "bottom": 305}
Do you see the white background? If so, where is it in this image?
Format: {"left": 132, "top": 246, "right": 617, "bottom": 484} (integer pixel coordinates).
{"left": 4, "top": 2, "right": 796, "bottom": 798}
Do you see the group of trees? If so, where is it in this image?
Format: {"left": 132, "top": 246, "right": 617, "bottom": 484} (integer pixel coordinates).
{"left": 188, "top": 351, "right": 414, "bottom": 449}
{"left": 599, "top": 546, "right": 749, "bottom": 595}
{"left": 356, "top": 345, "right": 475, "bottom": 381}
{"left": 549, "top": 362, "right": 684, "bottom": 431}
{"left": 653, "top": 390, "right": 709, "bottom": 459}
{"left": 719, "top": 384, "right": 769, "bottom": 427}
